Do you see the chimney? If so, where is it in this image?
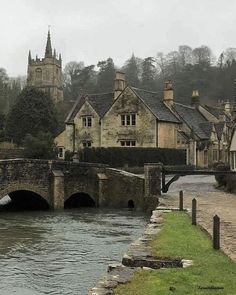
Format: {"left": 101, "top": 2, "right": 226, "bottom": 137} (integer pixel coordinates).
{"left": 191, "top": 90, "right": 200, "bottom": 107}
{"left": 224, "top": 100, "right": 231, "bottom": 115}
{"left": 163, "top": 80, "right": 174, "bottom": 106}
{"left": 114, "top": 71, "right": 126, "bottom": 99}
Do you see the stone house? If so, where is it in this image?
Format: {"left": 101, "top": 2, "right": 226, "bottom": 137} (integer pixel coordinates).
{"left": 173, "top": 93, "right": 231, "bottom": 167}
{"left": 55, "top": 72, "right": 231, "bottom": 168}
{"left": 27, "top": 31, "right": 63, "bottom": 103}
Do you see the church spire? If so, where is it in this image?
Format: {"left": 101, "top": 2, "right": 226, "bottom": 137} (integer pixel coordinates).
{"left": 45, "top": 29, "right": 52, "bottom": 58}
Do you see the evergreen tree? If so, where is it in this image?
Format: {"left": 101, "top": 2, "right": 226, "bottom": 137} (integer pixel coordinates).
{"left": 123, "top": 54, "right": 141, "bottom": 87}
{"left": 96, "top": 58, "right": 116, "bottom": 92}
{"left": 141, "top": 57, "right": 157, "bottom": 90}
{"left": 6, "top": 88, "right": 58, "bottom": 144}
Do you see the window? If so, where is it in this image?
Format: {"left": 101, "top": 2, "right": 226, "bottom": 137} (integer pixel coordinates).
{"left": 35, "top": 68, "right": 42, "bottom": 85}
{"left": 82, "top": 116, "right": 92, "bottom": 127}
{"left": 58, "top": 147, "right": 64, "bottom": 159}
{"left": 121, "top": 114, "right": 136, "bottom": 126}
{"left": 213, "top": 149, "right": 218, "bottom": 162}
{"left": 82, "top": 141, "right": 92, "bottom": 148}
{"left": 120, "top": 140, "right": 136, "bottom": 147}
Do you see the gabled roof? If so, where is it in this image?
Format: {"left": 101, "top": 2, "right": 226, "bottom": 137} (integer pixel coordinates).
{"left": 173, "top": 103, "right": 210, "bottom": 139}
{"left": 66, "top": 86, "right": 180, "bottom": 124}
{"left": 204, "top": 105, "right": 231, "bottom": 122}
{"left": 131, "top": 87, "right": 180, "bottom": 123}
{"left": 65, "top": 92, "right": 114, "bottom": 123}
{"left": 215, "top": 122, "right": 225, "bottom": 140}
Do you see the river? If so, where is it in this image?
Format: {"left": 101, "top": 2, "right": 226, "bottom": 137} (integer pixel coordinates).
{"left": 0, "top": 208, "right": 148, "bottom": 295}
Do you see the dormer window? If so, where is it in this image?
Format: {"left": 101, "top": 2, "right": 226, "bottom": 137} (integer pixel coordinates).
{"left": 82, "top": 116, "right": 92, "bottom": 127}
{"left": 121, "top": 114, "right": 136, "bottom": 126}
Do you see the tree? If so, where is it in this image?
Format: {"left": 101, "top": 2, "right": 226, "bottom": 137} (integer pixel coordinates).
{"left": 6, "top": 87, "right": 58, "bottom": 144}
{"left": 141, "top": 57, "right": 157, "bottom": 90}
{"left": 123, "top": 54, "right": 141, "bottom": 87}
{"left": 178, "top": 45, "right": 193, "bottom": 67}
{"left": 63, "top": 61, "right": 84, "bottom": 100}
{"left": 0, "top": 68, "right": 9, "bottom": 112}
{"left": 96, "top": 58, "right": 116, "bottom": 92}
{"left": 192, "top": 45, "right": 213, "bottom": 66}
{"left": 23, "top": 132, "right": 57, "bottom": 159}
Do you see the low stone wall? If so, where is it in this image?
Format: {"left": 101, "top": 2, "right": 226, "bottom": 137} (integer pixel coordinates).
{"left": 0, "top": 148, "right": 24, "bottom": 159}
{"left": 88, "top": 208, "right": 189, "bottom": 295}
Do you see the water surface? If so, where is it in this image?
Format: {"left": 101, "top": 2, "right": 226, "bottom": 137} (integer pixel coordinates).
{"left": 0, "top": 208, "right": 148, "bottom": 295}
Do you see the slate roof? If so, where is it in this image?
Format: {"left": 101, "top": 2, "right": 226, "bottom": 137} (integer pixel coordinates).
{"left": 173, "top": 103, "right": 211, "bottom": 139}
{"left": 66, "top": 87, "right": 180, "bottom": 124}
{"left": 198, "top": 122, "right": 214, "bottom": 139}
{"left": 204, "top": 105, "right": 231, "bottom": 122}
{"left": 204, "top": 105, "right": 222, "bottom": 118}
{"left": 65, "top": 92, "right": 114, "bottom": 123}
{"left": 131, "top": 87, "right": 180, "bottom": 123}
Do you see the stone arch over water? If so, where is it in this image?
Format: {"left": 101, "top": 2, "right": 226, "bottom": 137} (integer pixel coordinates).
{"left": 1, "top": 189, "right": 50, "bottom": 211}
{"left": 64, "top": 192, "right": 96, "bottom": 208}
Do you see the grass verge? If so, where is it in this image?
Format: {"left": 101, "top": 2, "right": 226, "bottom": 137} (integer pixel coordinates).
{"left": 115, "top": 212, "right": 236, "bottom": 295}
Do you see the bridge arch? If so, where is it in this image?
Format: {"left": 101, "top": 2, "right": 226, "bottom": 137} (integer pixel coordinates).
{"left": 0, "top": 183, "right": 50, "bottom": 206}
{"left": 64, "top": 192, "right": 96, "bottom": 208}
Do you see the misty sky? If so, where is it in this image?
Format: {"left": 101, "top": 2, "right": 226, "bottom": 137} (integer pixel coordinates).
{"left": 1, "top": 0, "right": 236, "bottom": 76}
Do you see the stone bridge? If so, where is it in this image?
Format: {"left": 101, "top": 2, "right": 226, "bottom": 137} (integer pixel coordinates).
{"left": 0, "top": 159, "right": 161, "bottom": 211}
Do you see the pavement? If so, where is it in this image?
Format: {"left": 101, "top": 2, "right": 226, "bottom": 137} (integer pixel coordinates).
{"left": 159, "top": 175, "right": 236, "bottom": 262}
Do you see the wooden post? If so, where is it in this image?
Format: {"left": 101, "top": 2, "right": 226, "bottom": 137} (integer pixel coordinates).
{"left": 192, "top": 198, "right": 197, "bottom": 225}
{"left": 213, "top": 215, "right": 220, "bottom": 250}
{"left": 179, "top": 191, "right": 183, "bottom": 211}
{"left": 162, "top": 172, "right": 166, "bottom": 193}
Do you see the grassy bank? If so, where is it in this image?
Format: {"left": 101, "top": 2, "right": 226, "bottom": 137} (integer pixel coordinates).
{"left": 115, "top": 212, "right": 236, "bottom": 295}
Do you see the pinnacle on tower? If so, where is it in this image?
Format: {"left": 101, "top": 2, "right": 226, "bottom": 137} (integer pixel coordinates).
{"left": 45, "top": 30, "right": 52, "bottom": 58}
{"left": 28, "top": 50, "right": 32, "bottom": 64}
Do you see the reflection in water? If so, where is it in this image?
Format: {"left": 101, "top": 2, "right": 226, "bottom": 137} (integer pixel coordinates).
{"left": 0, "top": 208, "right": 148, "bottom": 294}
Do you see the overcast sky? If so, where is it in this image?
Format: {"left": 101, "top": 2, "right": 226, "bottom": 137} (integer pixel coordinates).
{"left": 1, "top": 0, "right": 236, "bottom": 76}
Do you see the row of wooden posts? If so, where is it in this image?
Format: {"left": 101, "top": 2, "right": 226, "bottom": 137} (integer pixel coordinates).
{"left": 179, "top": 191, "right": 220, "bottom": 250}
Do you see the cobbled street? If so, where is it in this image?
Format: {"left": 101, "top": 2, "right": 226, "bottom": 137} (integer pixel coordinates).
{"left": 160, "top": 175, "right": 236, "bottom": 262}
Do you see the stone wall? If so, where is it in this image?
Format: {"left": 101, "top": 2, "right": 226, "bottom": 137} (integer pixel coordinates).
{"left": 0, "top": 160, "right": 161, "bottom": 211}
{"left": 73, "top": 101, "right": 101, "bottom": 149}
{"left": 101, "top": 87, "right": 157, "bottom": 147}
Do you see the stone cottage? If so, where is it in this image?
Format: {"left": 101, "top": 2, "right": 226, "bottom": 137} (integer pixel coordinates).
{"left": 55, "top": 72, "right": 231, "bottom": 168}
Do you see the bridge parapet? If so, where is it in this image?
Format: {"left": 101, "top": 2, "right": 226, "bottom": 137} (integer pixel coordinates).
{"left": 0, "top": 159, "right": 160, "bottom": 211}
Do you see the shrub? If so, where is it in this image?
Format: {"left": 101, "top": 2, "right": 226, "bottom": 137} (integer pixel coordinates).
{"left": 78, "top": 147, "right": 186, "bottom": 167}
{"left": 213, "top": 162, "right": 230, "bottom": 187}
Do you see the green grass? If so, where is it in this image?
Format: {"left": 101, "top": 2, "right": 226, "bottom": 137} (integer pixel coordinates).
{"left": 115, "top": 212, "right": 236, "bottom": 295}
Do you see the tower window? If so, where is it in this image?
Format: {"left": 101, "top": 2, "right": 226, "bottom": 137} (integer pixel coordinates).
{"left": 35, "top": 68, "right": 42, "bottom": 85}
{"left": 82, "top": 116, "right": 92, "bottom": 127}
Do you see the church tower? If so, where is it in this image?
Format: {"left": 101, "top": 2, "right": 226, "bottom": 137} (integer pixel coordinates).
{"left": 27, "top": 30, "right": 63, "bottom": 103}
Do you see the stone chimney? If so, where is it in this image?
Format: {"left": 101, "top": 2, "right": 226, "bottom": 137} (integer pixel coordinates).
{"left": 191, "top": 90, "right": 200, "bottom": 107}
{"left": 163, "top": 80, "right": 174, "bottom": 106}
{"left": 114, "top": 71, "right": 126, "bottom": 100}
{"left": 224, "top": 100, "right": 231, "bottom": 115}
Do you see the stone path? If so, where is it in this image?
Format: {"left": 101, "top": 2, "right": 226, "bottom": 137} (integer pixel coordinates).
{"left": 160, "top": 175, "right": 236, "bottom": 262}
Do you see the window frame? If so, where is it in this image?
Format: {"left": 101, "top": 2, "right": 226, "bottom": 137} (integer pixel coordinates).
{"left": 121, "top": 114, "right": 136, "bottom": 126}
{"left": 82, "top": 116, "right": 92, "bottom": 127}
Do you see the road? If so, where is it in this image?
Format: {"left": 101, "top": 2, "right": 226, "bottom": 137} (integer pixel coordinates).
{"left": 160, "top": 175, "right": 236, "bottom": 262}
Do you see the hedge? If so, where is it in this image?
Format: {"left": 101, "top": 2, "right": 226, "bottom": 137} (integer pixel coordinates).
{"left": 78, "top": 147, "right": 186, "bottom": 167}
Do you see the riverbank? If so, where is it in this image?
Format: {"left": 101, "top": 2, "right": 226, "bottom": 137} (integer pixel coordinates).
{"left": 89, "top": 196, "right": 236, "bottom": 294}
{"left": 88, "top": 207, "right": 184, "bottom": 295}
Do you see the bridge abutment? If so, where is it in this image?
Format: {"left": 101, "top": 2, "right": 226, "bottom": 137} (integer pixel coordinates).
{"left": 144, "top": 163, "right": 162, "bottom": 197}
